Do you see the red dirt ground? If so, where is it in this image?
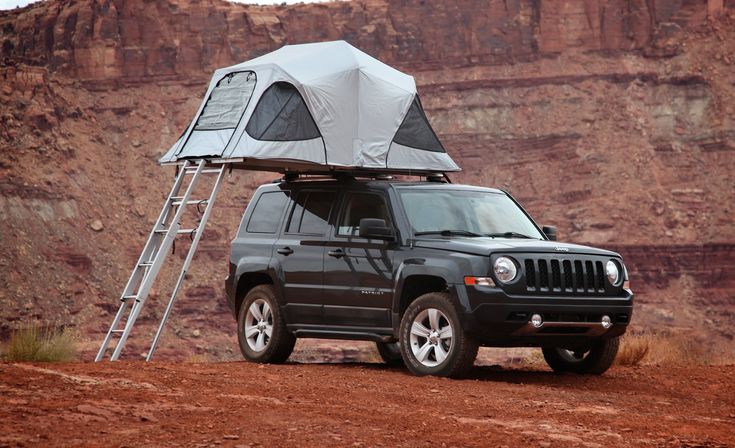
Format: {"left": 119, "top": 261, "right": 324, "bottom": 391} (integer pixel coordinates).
{"left": 1, "top": 362, "right": 733, "bottom": 447}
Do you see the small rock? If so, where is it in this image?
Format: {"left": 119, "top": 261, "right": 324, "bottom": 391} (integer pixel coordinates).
{"left": 131, "top": 140, "right": 142, "bottom": 148}
{"left": 90, "top": 220, "right": 104, "bottom": 231}
{"left": 139, "top": 414, "right": 158, "bottom": 423}
{"left": 430, "top": 389, "right": 440, "bottom": 393}
{"left": 134, "top": 203, "right": 146, "bottom": 217}
{"left": 192, "top": 329, "right": 201, "bottom": 338}
{"left": 223, "top": 435, "right": 239, "bottom": 440}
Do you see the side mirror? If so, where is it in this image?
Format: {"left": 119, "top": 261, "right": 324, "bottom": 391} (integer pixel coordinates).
{"left": 543, "top": 225, "right": 557, "bottom": 241}
{"left": 359, "top": 218, "right": 395, "bottom": 241}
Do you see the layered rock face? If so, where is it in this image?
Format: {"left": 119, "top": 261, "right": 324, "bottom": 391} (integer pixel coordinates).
{"left": 0, "top": 0, "right": 733, "bottom": 360}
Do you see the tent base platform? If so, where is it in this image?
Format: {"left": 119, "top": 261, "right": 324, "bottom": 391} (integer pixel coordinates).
{"left": 161, "top": 157, "right": 456, "bottom": 177}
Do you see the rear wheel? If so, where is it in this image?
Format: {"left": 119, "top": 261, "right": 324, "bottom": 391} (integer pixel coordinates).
{"left": 237, "top": 285, "right": 295, "bottom": 363}
{"left": 542, "top": 337, "right": 620, "bottom": 374}
{"left": 375, "top": 341, "right": 404, "bottom": 366}
{"left": 399, "top": 292, "right": 478, "bottom": 378}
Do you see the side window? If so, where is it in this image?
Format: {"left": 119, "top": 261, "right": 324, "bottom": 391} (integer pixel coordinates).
{"left": 338, "top": 193, "right": 393, "bottom": 236}
{"left": 286, "top": 191, "right": 337, "bottom": 235}
{"left": 245, "top": 191, "right": 289, "bottom": 234}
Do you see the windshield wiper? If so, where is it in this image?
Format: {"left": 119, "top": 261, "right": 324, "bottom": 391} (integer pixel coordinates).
{"left": 414, "top": 230, "right": 483, "bottom": 237}
{"left": 485, "top": 231, "right": 537, "bottom": 239}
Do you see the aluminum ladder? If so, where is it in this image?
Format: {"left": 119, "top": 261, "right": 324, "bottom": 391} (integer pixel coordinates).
{"left": 95, "top": 159, "right": 226, "bottom": 361}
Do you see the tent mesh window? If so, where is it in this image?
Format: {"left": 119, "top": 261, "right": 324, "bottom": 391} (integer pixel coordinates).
{"left": 246, "top": 82, "right": 321, "bottom": 141}
{"left": 392, "top": 96, "right": 445, "bottom": 153}
{"left": 194, "top": 71, "right": 257, "bottom": 131}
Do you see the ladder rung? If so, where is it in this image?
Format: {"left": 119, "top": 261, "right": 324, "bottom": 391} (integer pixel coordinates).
{"left": 184, "top": 168, "right": 223, "bottom": 174}
{"left": 122, "top": 295, "right": 137, "bottom": 300}
{"left": 111, "top": 330, "right": 125, "bottom": 334}
{"left": 153, "top": 228, "right": 197, "bottom": 235}
{"left": 172, "top": 199, "right": 209, "bottom": 206}
{"left": 139, "top": 261, "right": 154, "bottom": 267}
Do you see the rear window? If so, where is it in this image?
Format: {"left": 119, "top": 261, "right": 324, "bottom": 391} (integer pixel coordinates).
{"left": 286, "top": 191, "right": 337, "bottom": 235}
{"left": 246, "top": 191, "right": 289, "bottom": 234}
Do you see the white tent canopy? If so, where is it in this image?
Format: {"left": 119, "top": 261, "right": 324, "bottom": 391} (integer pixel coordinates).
{"left": 160, "top": 41, "right": 459, "bottom": 173}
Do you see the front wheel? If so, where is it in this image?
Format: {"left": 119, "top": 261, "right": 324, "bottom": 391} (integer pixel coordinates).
{"left": 542, "top": 337, "right": 620, "bottom": 374}
{"left": 399, "top": 292, "right": 478, "bottom": 378}
{"left": 237, "top": 285, "right": 295, "bottom": 363}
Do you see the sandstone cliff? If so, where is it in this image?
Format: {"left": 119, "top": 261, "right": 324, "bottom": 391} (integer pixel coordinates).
{"left": 0, "top": 0, "right": 733, "bottom": 360}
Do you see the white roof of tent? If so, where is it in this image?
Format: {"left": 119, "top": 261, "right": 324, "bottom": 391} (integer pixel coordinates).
{"left": 160, "top": 41, "right": 459, "bottom": 173}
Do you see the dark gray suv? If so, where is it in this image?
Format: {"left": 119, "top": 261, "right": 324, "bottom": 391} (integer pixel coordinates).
{"left": 225, "top": 176, "right": 633, "bottom": 377}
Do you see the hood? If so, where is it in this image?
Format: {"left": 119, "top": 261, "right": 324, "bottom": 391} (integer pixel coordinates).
{"left": 412, "top": 237, "right": 621, "bottom": 258}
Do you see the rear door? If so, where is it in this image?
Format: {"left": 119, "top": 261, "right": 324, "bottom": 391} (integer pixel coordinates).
{"left": 275, "top": 189, "right": 338, "bottom": 325}
{"left": 322, "top": 191, "right": 396, "bottom": 329}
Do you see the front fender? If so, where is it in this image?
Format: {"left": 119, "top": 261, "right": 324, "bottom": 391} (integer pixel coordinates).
{"left": 392, "top": 253, "right": 481, "bottom": 315}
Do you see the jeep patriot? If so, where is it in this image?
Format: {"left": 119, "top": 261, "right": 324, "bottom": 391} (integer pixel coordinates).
{"left": 225, "top": 175, "right": 633, "bottom": 377}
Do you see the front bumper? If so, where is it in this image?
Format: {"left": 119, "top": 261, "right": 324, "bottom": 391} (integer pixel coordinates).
{"left": 457, "top": 284, "right": 634, "bottom": 347}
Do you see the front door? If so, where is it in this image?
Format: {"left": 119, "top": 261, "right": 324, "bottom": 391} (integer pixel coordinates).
{"left": 275, "top": 189, "right": 337, "bottom": 326}
{"left": 323, "top": 191, "right": 396, "bottom": 329}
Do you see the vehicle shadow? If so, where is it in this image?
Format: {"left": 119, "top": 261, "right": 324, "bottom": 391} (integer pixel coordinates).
{"left": 285, "top": 361, "right": 605, "bottom": 386}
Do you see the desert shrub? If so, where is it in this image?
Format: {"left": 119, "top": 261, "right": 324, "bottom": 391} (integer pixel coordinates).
{"left": 616, "top": 334, "right": 650, "bottom": 366}
{"left": 614, "top": 331, "right": 713, "bottom": 367}
{"left": 646, "top": 333, "right": 713, "bottom": 366}
{"left": 2, "top": 322, "right": 77, "bottom": 362}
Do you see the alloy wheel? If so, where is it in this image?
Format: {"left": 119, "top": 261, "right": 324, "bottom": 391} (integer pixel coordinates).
{"left": 244, "top": 298, "right": 273, "bottom": 352}
{"left": 409, "top": 308, "right": 453, "bottom": 367}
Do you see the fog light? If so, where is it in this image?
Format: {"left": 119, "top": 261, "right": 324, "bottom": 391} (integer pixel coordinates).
{"left": 531, "top": 314, "right": 543, "bottom": 328}
{"left": 601, "top": 315, "right": 612, "bottom": 329}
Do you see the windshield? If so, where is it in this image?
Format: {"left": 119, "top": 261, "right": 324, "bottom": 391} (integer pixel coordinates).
{"left": 398, "top": 189, "right": 545, "bottom": 239}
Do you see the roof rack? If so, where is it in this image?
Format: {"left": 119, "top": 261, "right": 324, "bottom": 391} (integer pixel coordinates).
{"left": 275, "top": 171, "right": 451, "bottom": 183}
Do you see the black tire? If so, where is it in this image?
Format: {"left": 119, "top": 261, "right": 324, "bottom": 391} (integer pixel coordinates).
{"left": 237, "top": 285, "right": 295, "bottom": 363}
{"left": 399, "top": 292, "right": 478, "bottom": 378}
{"left": 542, "top": 337, "right": 620, "bottom": 375}
{"left": 375, "top": 341, "right": 404, "bottom": 366}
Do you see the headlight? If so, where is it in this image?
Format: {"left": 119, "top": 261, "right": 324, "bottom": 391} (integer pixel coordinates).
{"left": 605, "top": 260, "right": 620, "bottom": 285}
{"left": 493, "top": 257, "right": 517, "bottom": 283}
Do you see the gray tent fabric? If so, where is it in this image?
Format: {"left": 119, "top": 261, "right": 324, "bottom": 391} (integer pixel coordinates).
{"left": 160, "top": 40, "right": 459, "bottom": 173}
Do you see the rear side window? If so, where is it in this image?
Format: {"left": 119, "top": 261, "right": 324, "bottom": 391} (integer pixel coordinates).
{"left": 246, "top": 191, "right": 289, "bottom": 234}
{"left": 287, "top": 191, "right": 337, "bottom": 235}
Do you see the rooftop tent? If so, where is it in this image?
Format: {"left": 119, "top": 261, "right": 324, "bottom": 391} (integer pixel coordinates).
{"left": 160, "top": 40, "right": 459, "bottom": 174}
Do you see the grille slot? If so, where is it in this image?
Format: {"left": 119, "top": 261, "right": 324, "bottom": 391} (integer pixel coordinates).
{"left": 525, "top": 260, "right": 536, "bottom": 289}
{"left": 574, "top": 260, "right": 584, "bottom": 292}
{"left": 585, "top": 261, "right": 594, "bottom": 291}
{"left": 538, "top": 260, "right": 549, "bottom": 290}
{"left": 550, "top": 260, "right": 561, "bottom": 291}
{"left": 522, "top": 255, "right": 611, "bottom": 295}
{"left": 563, "top": 260, "right": 573, "bottom": 291}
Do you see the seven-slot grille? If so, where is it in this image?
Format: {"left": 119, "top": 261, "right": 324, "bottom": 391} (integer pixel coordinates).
{"left": 523, "top": 257, "right": 606, "bottom": 294}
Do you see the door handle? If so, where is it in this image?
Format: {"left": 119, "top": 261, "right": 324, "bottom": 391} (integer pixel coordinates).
{"left": 277, "top": 247, "right": 294, "bottom": 256}
{"left": 327, "top": 249, "right": 345, "bottom": 259}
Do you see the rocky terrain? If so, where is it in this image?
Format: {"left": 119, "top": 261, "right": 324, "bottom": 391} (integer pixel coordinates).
{"left": 1, "top": 362, "right": 734, "bottom": 447}
{"left": 0, "top": 0, "right": 734, "bottom": 362}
